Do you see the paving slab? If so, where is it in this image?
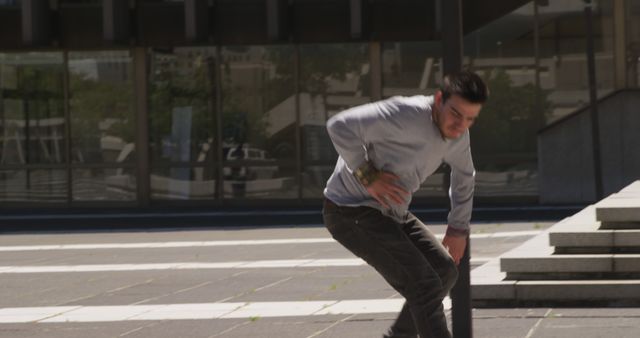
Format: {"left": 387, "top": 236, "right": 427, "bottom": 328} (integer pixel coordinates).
{"left": 0, "top": 322, "right": 160, "bottom": 338}
{"left": 207, "top": 316, "right": 341, "bottom": 338}
{"left": 472, "top": 317, "right": 540, "bottom": 338}
{"left": 534, "top": 317, "right": 640, "bottom": 338}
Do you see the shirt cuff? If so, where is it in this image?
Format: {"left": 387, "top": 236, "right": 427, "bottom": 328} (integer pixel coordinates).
{"left": 446, "top": 226, "right": 469, "bottom": 238}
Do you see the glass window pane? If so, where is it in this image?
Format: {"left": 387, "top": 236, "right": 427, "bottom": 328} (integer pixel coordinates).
{"left": 150, "top": 166, "right": 215, "bottom": 200}
{"left": 149, "top": 47, "right": 218, "bottom": 201}
{"left": 465, "top": 2, "right": 538, "bottom": 198}
{"left": 628, "top": 0, "right": 640, "bottom": 87}
{"left": 538, "top": 0, "right": 615, "bottom": 124}
{"left": 72, "top": 168, "right": 136, "bottom": 201}
{"left": 299, "top": 43, "right": 369, "bottom": 198}
{"left": 60, "top": 0, "right": 100, "bottom": 4}
{"left": 0, "top": 52, "right": 65, "bottom": 166}
{"left": 221, "top": 45, "right": 298, "bottom": 199}
{"left": 149, "top": 47, "right": 217, "bottom": 166}
{"left": 382, "top": 41, "right": 446, "bottom": 198}
{"left": 382, "top": 41, "right": 442, "bottom": 98}
{"left": 69, "top": 51, "right": 135, "bottom": 165}
{"left": 222, "top": 163, "right": 297, "bottom": 199}
{"left": 0, "top": 0, "right": 19, "bottom": 7}
{"left": 0, "top": 169, "right": 66, "bottom": 202}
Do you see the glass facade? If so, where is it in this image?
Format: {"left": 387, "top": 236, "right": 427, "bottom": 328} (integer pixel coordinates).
{"left": 626, "top": 0, "right": 640, "bottom": 87}
{"left": 0, "top": 52, "right": 66, "bottom": 202}
{"left": 464, "top": 0, "right": 614, "bottom": 200}
{"left": 0, "top": 0, "right": 631, "bottom": 207}
{"left": 69, "top": 51, "right": 136, "bottom": 201}
{"left": 148, "top": 47, "right": 217, "bottom": 200}
{"left": 221, "top": 46, "right": 297, "bottom": 199}
{"left": 464, "top": 2, "right": 539, "bottom": 199}
{"left": 537, "top": 0, "right": 615, "bottom": 124}
{"left": 300, "top": 43, "right": 370, "bottom": 198}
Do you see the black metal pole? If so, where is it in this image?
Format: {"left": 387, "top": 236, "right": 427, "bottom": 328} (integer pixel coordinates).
{"left": 451, "top": 234, "right": 472, "bottom": 338}
{"left": 440, "top": 0, "right": 472, "bottom": 337}
{"left": 584, "top": 0, "right": 604, "bottom": 200}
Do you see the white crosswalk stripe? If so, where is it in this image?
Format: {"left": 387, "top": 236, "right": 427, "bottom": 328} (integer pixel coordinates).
{"left": 0, "top": 258, "right": 491, "bottom": 274}
{"left": 0, "top": 298, "right": 453, "bottom": 323}
{"left": 0, "top": 230, "right": 541, "bottom": 252}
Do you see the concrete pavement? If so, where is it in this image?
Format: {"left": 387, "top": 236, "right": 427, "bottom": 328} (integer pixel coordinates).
{"left": 1, "top": 222, "right": 639, "bottom": 337}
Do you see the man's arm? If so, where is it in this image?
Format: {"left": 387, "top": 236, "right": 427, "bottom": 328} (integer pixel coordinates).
{"left": 443, "top": 132, "right": 475, "bottom": 264}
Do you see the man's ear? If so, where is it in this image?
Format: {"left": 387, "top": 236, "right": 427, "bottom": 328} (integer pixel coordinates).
{"left": 434, "top": 90, "right": 443, "bottom": 107}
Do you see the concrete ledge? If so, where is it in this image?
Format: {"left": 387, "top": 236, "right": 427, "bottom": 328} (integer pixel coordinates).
{"left": 615, "top": 254, "right": 640, "bottom": 272}
{"left": 618, "top": 181, "right": 640, "bottom": 194}
{"left": 514, "top": 280, "right": 640, "bottom": 303}
{"left": 470, "top": 258, "right": 516, "bottom": 300}
{"left": 471, "top": 184, "right": 640, "bottom": 306}
{"left": 600, "top": 221, "right": 640, "bottom": 230}
{"left": 615, "top": 230, "right": 640, "bottom": 246}
{"left": 596, "top": 196, "right": 640, "bottom": 224}
{"left": 549, "top": 230, "right": 613, "bottom": 247}
{"left": 550, "top": 229, "right": 640, "bottom": 253}
{"left": 500, "top": 255, "right": 612, "bottom": 273}
{"left": 473, "top": 273, "right": 640, "bottom": 307}
{"left": 500, "top": 254, "right": 640, "bottom": 275}
{"left": 505, "top": 271, "right": 640, "bottom": 280}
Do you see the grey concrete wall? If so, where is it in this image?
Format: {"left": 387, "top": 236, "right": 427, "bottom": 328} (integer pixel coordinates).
{"left": 538, "top": 90, "right": 640, "bottom": 204}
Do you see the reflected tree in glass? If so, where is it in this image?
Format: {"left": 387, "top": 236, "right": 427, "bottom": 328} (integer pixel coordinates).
{"left": 297, "top": 44, "right": 369, "bottom": 198}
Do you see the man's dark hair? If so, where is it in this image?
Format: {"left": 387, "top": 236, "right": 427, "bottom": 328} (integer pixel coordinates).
{"left": 440, "top": 70, "right": 489, "bottom": 104}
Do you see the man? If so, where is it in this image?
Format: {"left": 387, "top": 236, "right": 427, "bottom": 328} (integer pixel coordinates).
{"left": 322, "top": 70, "right": 488, "bottom": 338}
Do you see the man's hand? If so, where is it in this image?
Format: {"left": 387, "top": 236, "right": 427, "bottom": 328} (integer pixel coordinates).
{"left": 442, "top": 234, "right": 467, "bottom": 265}
{"left": 365, "top": 172, "right": 410, "bottom": 209}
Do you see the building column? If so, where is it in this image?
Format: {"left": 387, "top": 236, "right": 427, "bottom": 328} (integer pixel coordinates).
{"left": 614, "top": 0, "right": 627, "bottom": 89}
{"left": 369, "top": 41, "right": 382, "bottom": 101}
{"left": 134, "top": 47, "right": 151, "bottom": 206}
{"left": 441, "top": 0, "right": 463, "bottom": 75}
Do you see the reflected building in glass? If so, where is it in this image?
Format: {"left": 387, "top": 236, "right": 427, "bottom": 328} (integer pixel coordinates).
{"left": 0, "top": 0, "right": 638, "bottom": 210}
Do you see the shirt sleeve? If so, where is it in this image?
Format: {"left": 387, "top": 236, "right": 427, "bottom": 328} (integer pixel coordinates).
{"left": 325, "top": 101, "right": 401, "bottom": 172}
{"left": 444, "top": 132, "right": 476, "bottom": 236}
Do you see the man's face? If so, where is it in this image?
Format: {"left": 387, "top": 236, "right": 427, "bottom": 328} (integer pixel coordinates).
{"left": 435, "top": 92, "right": 482, "bottom": 139}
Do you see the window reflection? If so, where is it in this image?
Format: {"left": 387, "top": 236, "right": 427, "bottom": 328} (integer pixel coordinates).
{"left": 382, "top": 42, "right": 442, "bottom": 98}
{"left": 464, "top": 2, "right": 539, "bottom": 198}
{"left": 537, "top": 0, "right": 614, "bottom": 123}
{"left": 69, "top": 51, "right": 135, "bottom": 164}
{"left": 149, "top": 47, "right": 217, "bottom": 200}
{"left": 72, "top": 168, "right": 136, "bottom": 201}
{"left": 0, "top": 53, "right": 65, "bottom": 166}
{"left": 0, "top": 0, "right": 18, "bottom": 6}
{"left": 0, "top": 169, "right": 66, "bottom": 202}
{"left": 221, "top": 46, "right": 297, "bottom": 199}
{"left": 626, "top": 0, "right": 640, "bottom": 87}
{"left": 299, "top": 43, "right": 369, "bottom": 198}
{"left": 0, "top": 53, "right": 67, "bottom": 203}
{"left": 151, "top": 166, "right": 214, "bottom": 200}
{"left": 382, "top": 41, "right": 446, "bottom": 197}
{"left": 68, "top": 51, "right": 136, "bottom": 201}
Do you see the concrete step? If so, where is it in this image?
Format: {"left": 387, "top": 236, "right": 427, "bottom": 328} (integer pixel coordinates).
{"left": 549, "top": 220, "right": 640, "bottom": 253}
{"left": 471, "top": 199, "right": 640, "bottom": 306}
{"left": 595, "top": 182, "right": 640, "bottom": 228}
{"left": 500, "top": 254, "right": 640, "bottom": 280}
{"left": 550, "top": 230, "right": 640, "bottom": 253}
{"left": 472, "top": 258, "right": 640, "bottom": 307}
